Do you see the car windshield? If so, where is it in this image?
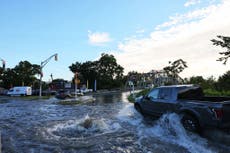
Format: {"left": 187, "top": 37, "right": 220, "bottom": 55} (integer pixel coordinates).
{"left": 148, "top": 89, "right": 160, "bottom": 100}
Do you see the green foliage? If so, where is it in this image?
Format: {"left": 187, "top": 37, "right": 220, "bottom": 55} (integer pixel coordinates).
{"left": 136, "top": 88, "right": 151, "bottom": 97}
{"left": 127, "top": 95, "right": 135, "bottom": 103}
{"left": 203, "top": 89, "right": 222, "bottom": 96}
{"left": 128, "top": 88, "right": 151, "bottom": 103}
{"left": 163, "top": 59, "right": 188, "bottom": 84}
{"left": 0, "top": 61, "right": 40, "bottom": 89}
{"left": 126, "top": 71, "right": 143, "bottom": 86}
{"left": 204, "top": 89, "right": 230, "bottom": 96}
{"left": 97, "top": 53, "right": 124, "bottom": 89}
{"left": 217, "top": 70, "right": 230, "bottom": 91}
{"left": 69, "top": 53, "right": 124, "bottom": 90}
{"left": 185, "top": 72, "right": 230, "bottom": 96}
{"left": 185, "top": 76, "right": 217, "bottom": 90}
{"left": 211, "top": 35, "right": 230, "bottom": 64}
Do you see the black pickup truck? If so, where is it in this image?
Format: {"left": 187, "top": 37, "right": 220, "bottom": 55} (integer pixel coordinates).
{"left": 134, "top": 85, "right": 230, "bottom": 133}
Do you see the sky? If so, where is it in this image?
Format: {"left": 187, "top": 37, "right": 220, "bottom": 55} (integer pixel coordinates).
{"left": 0, "top": 0, "right": 230, "bottom": 82}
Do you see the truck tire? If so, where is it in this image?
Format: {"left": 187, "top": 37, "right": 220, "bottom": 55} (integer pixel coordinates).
{"left": 181, "top": 114, "right": 200, "bottom": 133}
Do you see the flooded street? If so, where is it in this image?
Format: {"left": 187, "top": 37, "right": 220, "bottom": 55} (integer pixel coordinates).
{"left": 0, "top": 92, "right": 230, "bottom": 153}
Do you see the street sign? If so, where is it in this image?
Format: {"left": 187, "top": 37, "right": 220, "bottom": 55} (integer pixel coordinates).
{"left": 128, "top": 81, "right": 133, "bottom": 86}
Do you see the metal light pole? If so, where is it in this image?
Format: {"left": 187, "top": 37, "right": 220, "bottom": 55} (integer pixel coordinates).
{"left": 0, "top": 58, "right": 6, "bottom": 70}
{"left": 0, "top": 58, "right": 6, "bottom": 85}
{"left": 39, "top": 53, "right": 58, "bottom": 97}
{"left": 74, "top": 72, "right": 78, "bottom": 98}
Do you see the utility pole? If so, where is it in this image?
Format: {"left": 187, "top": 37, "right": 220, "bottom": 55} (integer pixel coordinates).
{"left": 74, "top": 72, "right": 78, "bottom": 98}
{"left": 94, "top": 79, "right": 97, "bottom": 92}
{"left": 0, "top": 58, "right": 6, "bottom": 70}
{"left": 50, "top": 74, "right": 53, "bottom": 82}
{"left": 39, "top": 53, "right": 58, "bottom": 97}
{"left": 0, "top": 58, "right": 5, "bottom": 85}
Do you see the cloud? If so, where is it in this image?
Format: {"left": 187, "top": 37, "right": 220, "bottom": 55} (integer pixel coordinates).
{"left": 88, "top": 31, "right": 112, "bottom": 46}
{"left": 155, "top": 4, "right": 217, "bottom": 30}
{"left": 184, "top": 0, "right": 201, "bottom": 7}
{"left": 136, "top": 29, "right": 145, "bottom": 34}
{"left": 113, "top": 0, "right": 230, "bottom": 78}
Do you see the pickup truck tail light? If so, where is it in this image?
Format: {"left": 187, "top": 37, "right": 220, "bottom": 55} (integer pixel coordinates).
{"left": 212, "top": 108, "right": 223, "bottom": 119}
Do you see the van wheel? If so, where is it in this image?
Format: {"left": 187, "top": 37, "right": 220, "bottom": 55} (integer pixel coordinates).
{"left": 181, "top": 114, "right": 200, "bottom": 133}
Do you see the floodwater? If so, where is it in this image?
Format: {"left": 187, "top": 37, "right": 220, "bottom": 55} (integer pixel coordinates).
{"left": 0, "top": 92, "right": 230, "bottom": 153}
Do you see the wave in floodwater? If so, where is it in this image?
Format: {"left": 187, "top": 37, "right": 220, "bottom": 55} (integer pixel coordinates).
{"left": 44, "top": 114, "right": 121, "bottom": 140}
{"left": 117, "top": 104, "right": 216, "bottom": 153}
{"left": 116, "top": 103, "right": 143, "bottom": 125}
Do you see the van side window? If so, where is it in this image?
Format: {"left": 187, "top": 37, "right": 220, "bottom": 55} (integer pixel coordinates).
{"left": 159, "top": 88, "right": 172, "bottom": 100}
{"left": 148, "top": 89, "right": 159, "bottom": 100}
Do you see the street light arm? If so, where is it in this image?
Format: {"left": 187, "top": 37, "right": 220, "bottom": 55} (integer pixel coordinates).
{"left": 39, "top": 53, "right": 58, "bottom": 97}
{"left": 41, "top": 53, "right": 58, "bottom": 68}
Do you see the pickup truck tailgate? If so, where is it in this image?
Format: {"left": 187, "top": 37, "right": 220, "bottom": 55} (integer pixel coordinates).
{"left": 222, "top": 102, "right": 230, "bottom": 123}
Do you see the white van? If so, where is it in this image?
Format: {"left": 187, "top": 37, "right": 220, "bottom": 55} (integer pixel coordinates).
{"left": 7, "top": 86, "right": 32, "bottom": 96}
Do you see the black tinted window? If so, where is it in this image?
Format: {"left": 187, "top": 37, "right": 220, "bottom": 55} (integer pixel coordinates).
{"left": 177, "top": 86, "right": 204, "bottom": 99}
{"left": 159, "top": 88, "right": 172, "bottom": 100}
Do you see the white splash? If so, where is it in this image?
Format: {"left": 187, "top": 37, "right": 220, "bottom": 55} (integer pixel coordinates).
{"left": 116, "top": 103, "right": 143, "bottom": 126}
{"left": 45, "top": 114, "right": 121, "bottom": 140}
{"left": 138, "top": 113, "right": 216, "bottom": 153}
{"left": 116, "top": 103, "right": 216, "bottom": 153}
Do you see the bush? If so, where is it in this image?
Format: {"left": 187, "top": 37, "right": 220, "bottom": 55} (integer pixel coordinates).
{"left": 128, "top": 88, "right": 151, "bottom": 103}
{"left": 204, "top": 89, "right": 230, "bottom": 96}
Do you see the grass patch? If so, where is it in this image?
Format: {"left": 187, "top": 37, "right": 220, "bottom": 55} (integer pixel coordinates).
{"left": 204, "top": 89, "right": 230, "bottom": 96}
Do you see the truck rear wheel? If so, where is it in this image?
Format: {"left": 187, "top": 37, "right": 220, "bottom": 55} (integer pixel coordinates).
{"left": 181, "top": 114, "right": 200, "bottom": 133}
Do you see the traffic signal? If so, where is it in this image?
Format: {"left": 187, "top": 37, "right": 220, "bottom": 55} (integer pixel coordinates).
{"left": 54, "top": 54, "right": 58, "bottom": 61}
{"left": 1, "top": 59, "right": 5, "bottom": 70}
{"left": 2, "top": 60, "right": 5, "bottom": 70}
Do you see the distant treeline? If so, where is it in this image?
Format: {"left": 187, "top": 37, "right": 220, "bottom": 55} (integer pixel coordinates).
{"left": 184, "top": 72, "right": 230, "bottom": 96}
{"left": 0, "top": 35, "right": 229, "bottom": 93}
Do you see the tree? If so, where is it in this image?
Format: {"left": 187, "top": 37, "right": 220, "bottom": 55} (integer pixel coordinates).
{"left": 187, "top": 76, "right": 207, "bottom": 89}
{"left": 1, "top": 68, "right": 16, "bottom": 88}
{"left": 80, "top": 61, "right": 98, "bottom": 89}
{"left": 163, "top": 59, "right": 188, "bottom": 84}
{"left": 1, "top": 61, "right": 40, "bottom": 89}
{"left": 14, "top": 61, "right": 40, "bottom": 86}
{"left": 69, "top": 53, "right": 124, "bottom": 89}
{"left": 126, "top": 71, "right": 143, "bottom": 86}
{"left": 97, "top": 53, "right": 124, "bottom": 89}
{"left": 211, "top": 35, "right": 230, "bottom": 64}
{"left": 217, "top": 71, "right": 230, "bottom": 91}
{"left": 0, "top": 67, "right": 4, "bottom": 86}
{"left": 69, "top": 61, "right": 98, "bottom": 89}
{"left": 69, "top": 62, "right": 82, "bottom": 73}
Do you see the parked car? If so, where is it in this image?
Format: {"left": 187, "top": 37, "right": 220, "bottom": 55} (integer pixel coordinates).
{"left": 134, "top": 84, "right": 230, "bottom": 133}
{"left": 7, "top": 86, "right": 32, "bottom": 96}
{"left": 55, "top": 90, "right": 72, "bottom": 99}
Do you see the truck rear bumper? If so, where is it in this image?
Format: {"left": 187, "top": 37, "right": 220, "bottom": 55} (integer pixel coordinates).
{"left": 218, "top": 122, "right": 230, "bottom": 129}
{"left": 202, "top": 120, "right": 230, "bottom": 130}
